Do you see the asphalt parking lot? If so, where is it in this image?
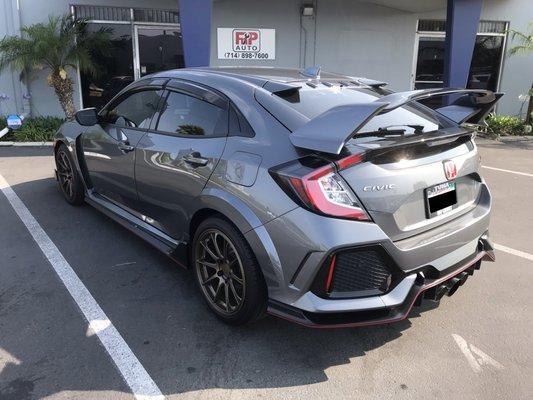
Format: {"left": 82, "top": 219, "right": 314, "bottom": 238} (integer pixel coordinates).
{"left": 0, "top": 138, "right": 532, "bottom": 400}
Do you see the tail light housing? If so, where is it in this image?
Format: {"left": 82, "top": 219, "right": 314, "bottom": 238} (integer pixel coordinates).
{"left": 270, "top": 153, "right": 370, "bottom": 221}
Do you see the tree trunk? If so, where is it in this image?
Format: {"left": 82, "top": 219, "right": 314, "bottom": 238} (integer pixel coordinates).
{"left": 527, "top": 84, "right": 533, "bottom": 125}
{"left": 49, "top": 71, "right": 76, "bottom": 120}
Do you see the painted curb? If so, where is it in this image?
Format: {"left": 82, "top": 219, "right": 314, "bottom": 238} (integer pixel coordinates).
{"left": 0, "top": 142, "right": 54, "bottom": 147}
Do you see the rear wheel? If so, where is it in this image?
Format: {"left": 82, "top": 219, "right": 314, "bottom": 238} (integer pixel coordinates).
{"left": 192, "top": 217, "right": 267, "bottom": 325}
{"left": 55, "top": 143, "right": 84, "bottom": 205}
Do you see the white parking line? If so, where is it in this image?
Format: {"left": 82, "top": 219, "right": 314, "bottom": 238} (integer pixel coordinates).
{"left": 482, "top": 165, "right": 533, "bottom": 178}
{"left": 452, "top": 334, "right": 504, "bottom": 373}
{"left": 494, "top": 243, "right": 533, "bottom": 262}
{"left": 0, "top": 173, "right": 165, "bottom": 400}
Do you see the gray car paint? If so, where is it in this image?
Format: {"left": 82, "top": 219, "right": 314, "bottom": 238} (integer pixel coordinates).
{"left": 54, "top": 66, "right": 493, "bottom": 323}
{"left": 81, "top": 124, "right": 146, "bottom": 211}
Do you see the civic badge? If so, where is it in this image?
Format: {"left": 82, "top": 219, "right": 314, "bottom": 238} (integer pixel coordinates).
{"left": 443, "top": 160, "right": 457, "bottom": 180}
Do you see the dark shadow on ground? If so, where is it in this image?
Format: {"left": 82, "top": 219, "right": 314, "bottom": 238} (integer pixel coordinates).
{"left": 0, "top": 177, "right": 440, "bottom": 398}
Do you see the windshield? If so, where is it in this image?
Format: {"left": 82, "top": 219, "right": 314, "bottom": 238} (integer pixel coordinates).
{"left": 277, "top": 84, "right": 455, "bottom": 134}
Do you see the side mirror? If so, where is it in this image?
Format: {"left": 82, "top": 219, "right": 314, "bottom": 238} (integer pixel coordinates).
{"left": 75, "top": 108, "right": 99, "bottom": 126}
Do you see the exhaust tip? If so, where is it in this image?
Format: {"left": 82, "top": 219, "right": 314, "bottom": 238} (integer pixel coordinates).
{"left": 447, "top": 273, "right": 468, "bottom": 297}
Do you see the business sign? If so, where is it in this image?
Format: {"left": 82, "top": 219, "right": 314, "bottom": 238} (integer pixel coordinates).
{"left": 217, "top": 28, "right": 275, "bottom": 60}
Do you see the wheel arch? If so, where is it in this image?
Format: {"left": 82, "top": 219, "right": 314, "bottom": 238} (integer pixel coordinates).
{"left": 54, "top": 130, "right": 92, "bottom": 189}
{"left": 188, "top": 188, "right": 285, "bottom": 293}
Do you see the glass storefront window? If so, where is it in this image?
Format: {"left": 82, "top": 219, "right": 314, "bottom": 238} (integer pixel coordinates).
{"left": 415, "top": 36, "right": 445, "bottom": 84}
{"left": 75, "top": 6, "right": 184, "bottom": 109}
{"left": 468, "top": 35, "right": 504, "bottom": 91}
{"left": 414, "top": 35, "right": 505, "bottom": 91}
{"left": 136, "top": 27, "right": 184, "bottom": 78}
{"left": 413, "top": 27, "right": 506, "bottom": 109}
{"left": 80, "top": 24, "right": 134, "bottom": 109}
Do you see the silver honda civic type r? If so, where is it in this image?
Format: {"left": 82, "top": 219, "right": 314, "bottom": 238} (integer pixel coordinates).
{"left": 54, "top": 67, "right": 498, "bottom": 327}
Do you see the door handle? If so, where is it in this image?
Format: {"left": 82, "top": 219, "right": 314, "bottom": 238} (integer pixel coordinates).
{"left": 118, "top": 142, "right": 134, "bottom": 153}
{"left": 183, "top": 152, "right": 208, "bottom": 167}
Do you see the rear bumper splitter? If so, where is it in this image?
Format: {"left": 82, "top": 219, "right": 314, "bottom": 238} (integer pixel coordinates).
{"left": 268, "top": 247, "right": 494, "bottom": 329}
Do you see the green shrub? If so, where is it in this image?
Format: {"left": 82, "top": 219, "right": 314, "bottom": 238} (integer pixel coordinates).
{"left": 486, "top": 115, "right": 527, "bottom": 137}
{"left": 6, "top": 116, "right": 64, "bottom": 142}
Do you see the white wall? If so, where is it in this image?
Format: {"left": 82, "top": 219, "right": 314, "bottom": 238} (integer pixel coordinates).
{"left": 2, "top": 0, "right": 531, "bottom": 117}
{"left": 211, "top": 0, "right": 532, "bottom": 116}
{"left": 211, "top": 0, "right": 302, "bottom": 68}
{"left": 313, "top": 0, "right": 420, "bottom": 91}
{"left": 0, "top": 0, "right": 25, "bottom": 116}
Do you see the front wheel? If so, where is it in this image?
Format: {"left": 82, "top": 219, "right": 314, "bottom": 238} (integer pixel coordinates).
{"left": 55, "top": 143, "right": 85, "bottom": 205}
{"left": 192, "top": 217, "right": 267, "bottom": 325}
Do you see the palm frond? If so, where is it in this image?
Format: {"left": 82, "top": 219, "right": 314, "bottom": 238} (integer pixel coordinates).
{"left": 0, "top": 13, "right": 113, "bottom": 76}
{"left": 507, "top": 24, "right": 533, "bottom": 56}
{"left": 509, "top": 44, "right": 532, "bottom": 56}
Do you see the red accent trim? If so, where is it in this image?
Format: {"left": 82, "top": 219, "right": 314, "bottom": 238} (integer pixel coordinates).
{"left": 267, "top": 251, "right": 487, "bottom": 329}
{"left": 336, "top": 153, "right": 364, "bottom": 171}
{"left": 325, "top": 255, "right": 337, "bottom": 293}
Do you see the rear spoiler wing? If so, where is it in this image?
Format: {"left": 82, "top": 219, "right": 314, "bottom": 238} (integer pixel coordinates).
{"left": 289, "top": 88, "right": 502, "bottom": 154}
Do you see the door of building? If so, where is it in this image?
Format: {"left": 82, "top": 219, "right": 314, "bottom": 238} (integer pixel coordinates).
{"left": 75, "top": 5, "right": 183, "bottom": 110}
{"left": 412, "top": 20, "right": 507, "bottom": 92}
{"left": 133, "top": 25, "right": 184, "bottom": 80}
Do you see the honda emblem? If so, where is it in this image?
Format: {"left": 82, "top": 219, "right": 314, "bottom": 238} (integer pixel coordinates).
{"left": 443, "top": 160, "right": 457, "bottom": 180}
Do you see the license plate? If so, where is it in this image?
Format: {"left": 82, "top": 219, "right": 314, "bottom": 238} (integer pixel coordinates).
{"left": 425, "top": 181, "right": 457, "bottom": 218}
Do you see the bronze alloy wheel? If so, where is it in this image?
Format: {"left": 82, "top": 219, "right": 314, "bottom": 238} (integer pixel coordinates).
{"left": 55, "top": 144, "right": 84, "bottom": 205}
{"left": 56, "top": 148, "right": 75, "bottom": 200}
{"left": 194, "top": 228, "right": 246, "bottom": 315}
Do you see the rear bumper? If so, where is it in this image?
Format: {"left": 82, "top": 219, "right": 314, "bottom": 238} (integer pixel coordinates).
{"left": 267, "top": 239, "right": 494, "bottom": 328}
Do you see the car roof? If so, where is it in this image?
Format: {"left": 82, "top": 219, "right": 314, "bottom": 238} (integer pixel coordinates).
{"left": 151, "top": 66, "right": 359, "bottom": 88}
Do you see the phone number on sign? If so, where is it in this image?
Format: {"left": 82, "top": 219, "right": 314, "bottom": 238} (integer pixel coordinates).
{"left": 224, "top": 52, "right": 270, "bottom": 59}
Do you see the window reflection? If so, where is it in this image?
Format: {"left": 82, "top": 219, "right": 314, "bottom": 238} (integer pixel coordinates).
{"left": 106, "top": 90, "right": 162, "bottom": 128}
{"left": 137, "top": 28, "right": 184, "bottom": 77}
{"left": 414, "top": 33, "right": 505, "bottom": 108}
{"left": 468, "top": 36, "right": 504, "bottom": 91}
{"left": 156, "top": 92, "right": 226, "bottom": 137}
{"left": 80, "top": 24, "right": 134, "bottom": 109}
{"left": 415, "top": 37, "right": 445, "bottom": 82}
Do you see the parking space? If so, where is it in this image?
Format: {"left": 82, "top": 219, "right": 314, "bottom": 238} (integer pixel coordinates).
{"left": 0, "top": 140, "right": 532, "bottom": 400}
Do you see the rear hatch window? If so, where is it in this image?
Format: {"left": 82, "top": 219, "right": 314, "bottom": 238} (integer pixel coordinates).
{"left": 276, "top": 84, "right": 455, "bottom": 135}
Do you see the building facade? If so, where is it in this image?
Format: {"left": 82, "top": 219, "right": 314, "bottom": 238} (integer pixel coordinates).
{"left": 1, "top": 0, "right": 532, "bottom": 118}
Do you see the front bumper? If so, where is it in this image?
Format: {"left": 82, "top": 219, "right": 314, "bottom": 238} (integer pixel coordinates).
{"left": 267, "top": 238, "right": 495, "bottom": 328}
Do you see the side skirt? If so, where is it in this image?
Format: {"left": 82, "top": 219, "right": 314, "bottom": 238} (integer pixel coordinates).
{"left": 85, "top": 192, "right": 189, "bottom": 268}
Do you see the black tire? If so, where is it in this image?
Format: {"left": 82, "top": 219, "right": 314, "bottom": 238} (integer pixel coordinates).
{"left": 55, "top": 143, "right": 85, "bottom": 206}
{"left": 192, "top": 217, "right": 268, "bottom": 326}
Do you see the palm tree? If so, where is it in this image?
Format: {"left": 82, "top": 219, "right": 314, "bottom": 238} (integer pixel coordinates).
{"left": 0, "top": 14, "right": 111, "bottom": 120}
{"left": 507, "top": 23, "right": 533, "bottom": 123}
{"left": 508, "top": 24, "right": 533, "bottom": 56}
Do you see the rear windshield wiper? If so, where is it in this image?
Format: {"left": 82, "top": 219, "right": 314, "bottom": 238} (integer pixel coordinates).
{"left": 378, "top": 124, "right": 424, "bottom": 134}
{"left": 354, "top": 124, "right": 425, "bottom": 139}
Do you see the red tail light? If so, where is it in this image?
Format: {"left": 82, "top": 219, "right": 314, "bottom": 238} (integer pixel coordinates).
{"left": 270, "top": 154, "right": 370, "bottom": 221}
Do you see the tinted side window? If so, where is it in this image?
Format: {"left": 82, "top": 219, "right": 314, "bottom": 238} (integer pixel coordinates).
{"left": 106, "top": 90, "right": 162, "bottom": 129}
{"left": 229, "top": 104, "right": 255, "bottom": 137}
{"left": 156, "top": 91, "right": 227, "bottom": 137}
